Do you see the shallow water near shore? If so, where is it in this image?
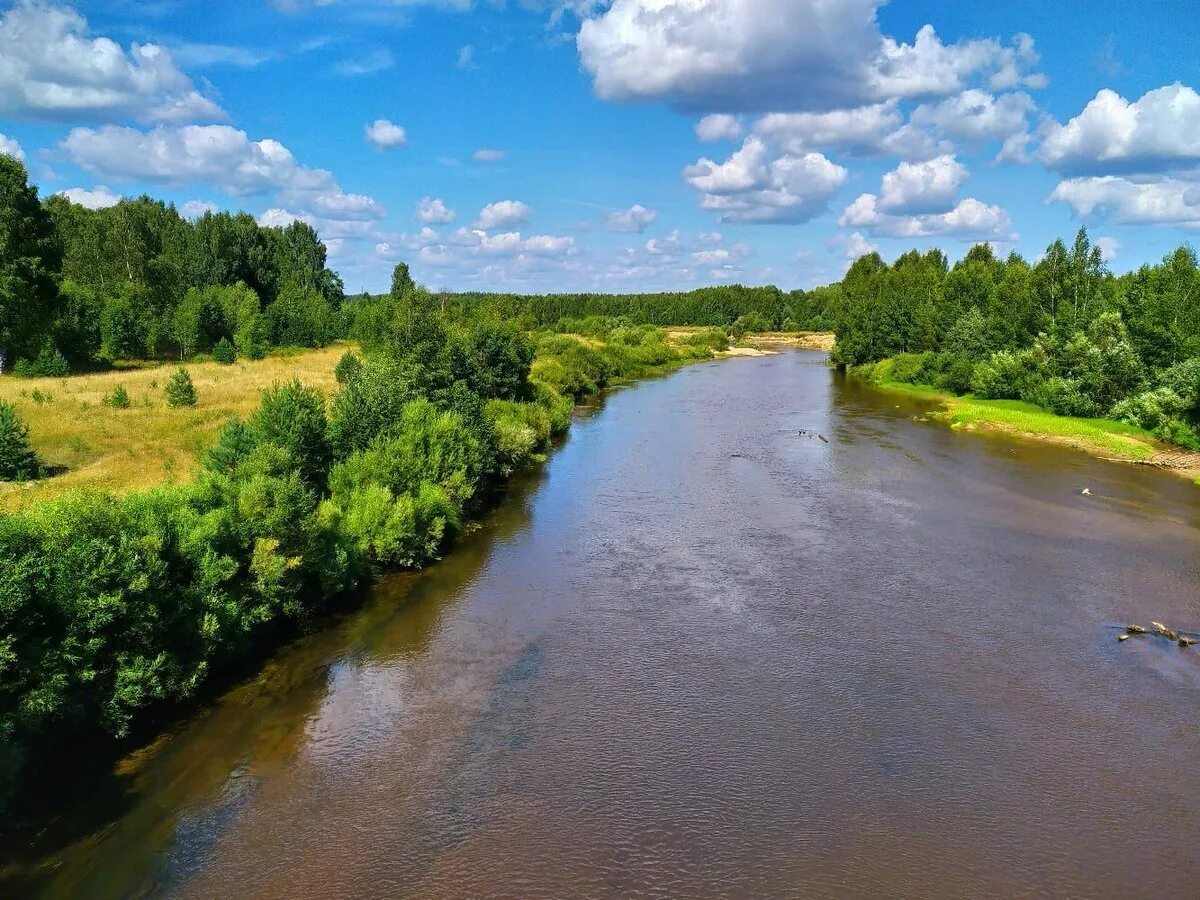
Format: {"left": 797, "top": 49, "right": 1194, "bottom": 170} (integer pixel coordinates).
{"left": 7, "top": 350, "right": 1200, "bottom": 898}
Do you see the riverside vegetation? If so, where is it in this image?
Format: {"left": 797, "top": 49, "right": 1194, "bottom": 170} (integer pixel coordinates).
{"left": 4, "top": 151, "right": 1199, "bottom": 819}
{"left": 0, "top": 275, "right": 727, "bottom": 818}
{"left": 825, "top": 231, "right": 1200, "bottom": 462}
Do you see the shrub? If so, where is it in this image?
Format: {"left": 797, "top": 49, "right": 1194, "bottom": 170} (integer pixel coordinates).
{"left": 330, "top": 399, "right": 485, "bottom": 507}
{"left": 165, "top": 368, "right": 198, "bottom": 408}
{"left": 334, "top": 350, "right": 364, "bottom": 385}
{"left": 103, "top": 385, "right": 132, "bottom": 409}
{"left": 250, "top": 381, "right": 330, "bottom": 490}
{"left": 887, "top": 352, "right": 933, "bottom": 385}
{"left": 680, "top": 327, "right": 729, "bottom": 352}
{"left": 12, "top": 343, "right": 70, "bottom": 378}
{"left": 0, "top": 402, "right": 41, "bottom": 480}
{"left": 212, "top": 338, "right": 236, "bottom": 364}
{"left": 1033, "top": 377, "right": 1100, "bottom": 418}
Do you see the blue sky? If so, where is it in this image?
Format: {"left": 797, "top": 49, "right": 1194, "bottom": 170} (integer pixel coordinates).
{"left": 1, "top": 0, "right": 1199, "bottom": 294}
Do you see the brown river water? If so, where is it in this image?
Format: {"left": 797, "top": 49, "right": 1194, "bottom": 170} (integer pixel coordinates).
{"left": 6, "top": 350, "right": 1200, "bottom": 898}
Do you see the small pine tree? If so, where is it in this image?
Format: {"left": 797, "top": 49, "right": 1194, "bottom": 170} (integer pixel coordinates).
{"left": 165, "top": 368, "right": 197, "bottom": 408}
{"left": 104, "top": 385, "right": 131, "bottom": 409}
{"left": 0, "top": 402, "right": 42, "bottom": 481}
{"left": 212, "top": 337, "right": 236, "bottom": 364}
{"left": 334, "top": 350, "right": 364, "bottom": 385}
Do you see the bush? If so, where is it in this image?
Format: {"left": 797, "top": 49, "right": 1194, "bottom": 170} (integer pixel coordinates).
{"left": 103, "top": 385, "right": 131, "bottom": 409}
{"left": 12, "top": 342, "right": 70, "bottom": 378}
{"left": 250, "top": 381, "right": 330, "bottom": 490}
{"left": 0, "top": 402, "right": 41, "bottom": 480}
{"left": 680, "top": 327, "right": 729, "bottom": 352}
{"left": 1033, "top": 377, "right": 1100, "bottom": 418}
{"left": 334, "top": 350, "right": 364, "bottom": 385}
{"left": 212, "top": 338, "right": 236, "bottom": 364}
{"left": 887, "top": 352, "right": 933, "bottom": 385}
{"left": 165, "top": 368, "right": 197, "bottom": 408}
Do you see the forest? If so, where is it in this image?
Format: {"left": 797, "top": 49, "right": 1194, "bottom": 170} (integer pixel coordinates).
{"left": 826, "top": 231, "right": 1200, "bottom": 449}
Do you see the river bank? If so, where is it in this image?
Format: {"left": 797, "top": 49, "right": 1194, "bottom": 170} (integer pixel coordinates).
{"left": 854, "top": 371, "right": 1200, "bottom": 481}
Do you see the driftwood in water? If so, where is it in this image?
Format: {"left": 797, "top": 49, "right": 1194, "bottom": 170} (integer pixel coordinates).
{"left": 1119, "top": 621, "right": 1196, "bottom": 648}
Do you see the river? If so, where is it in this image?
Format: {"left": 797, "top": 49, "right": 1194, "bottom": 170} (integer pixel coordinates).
{"left": 7, "top": 350, "right": 1200, "bottom": 898}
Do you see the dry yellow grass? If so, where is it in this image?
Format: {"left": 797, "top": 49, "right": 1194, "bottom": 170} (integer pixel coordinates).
{"left": 0, "top": 345, "right": 347, "bottom": 509}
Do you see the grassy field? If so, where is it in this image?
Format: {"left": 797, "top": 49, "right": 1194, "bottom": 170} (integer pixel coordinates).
{"left": 865, "top": 377, "right": 1166, "bottom": 465}
{"left": 0, "top": 345, "right": 346, "bottom": 509}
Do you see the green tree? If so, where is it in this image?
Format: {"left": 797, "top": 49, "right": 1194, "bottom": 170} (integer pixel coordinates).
{"left": 0, "top": 402, "right": 41, "bottom": 480}
{"left": 0, "top": 156, "right": 61, "bottom": 371}
{"left": 165, "top": 367, "right": 198, "bottom": 407}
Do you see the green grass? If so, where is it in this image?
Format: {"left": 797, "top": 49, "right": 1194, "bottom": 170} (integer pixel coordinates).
{"left": 863, "top": 374, "right": 1161, "bottom": 463}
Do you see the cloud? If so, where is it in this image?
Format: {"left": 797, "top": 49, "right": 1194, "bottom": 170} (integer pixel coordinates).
{"left": 839, "top": 193, "right": 1014, "bottom": 240}
{"left": 180, "top": 199, "right": 218, "bottom": 219}
{"left": 605, "top": 203, "right": 658, "bottom": 233}
{"left": 683, "top": 136, "right": 848, "bottom": 223}
{"left": 839, "top": 231, "right": 879, "bottom": 261}
{"left": 1040, "top": 83, "right": 1200, "bottom": 175}
{"left": 170, "top": 43, "right": 274, "bottom": 68}
{"left": 578, "top": 0, "right": 882, "bottom": 113}
{"left": 0, "top": 1, "right": 224, "bottom": 123}
{"left": 55, "top": 185, "right": 122, "bottom": 209}
{"left": 905, "top": 89, "right": 1036, "bottom": 160}
{"left": 332, "top": 48, "right": 394, "bottom": 77}
{"left": 476, "top": 199, "right": 531, "bottom": 229}
{"left": 472, "top": 148, "right": 506, "bottom": 162}
{"left": 576, "top": 0, "right": 1043, "bottom": 113}
{"left": 416, "top": 196, "right": 455, "bottom": 224}
{"left": 456, "top": 45, "right": 474, "bottom": 68}
{"left": 752, "top": 102, "right": 902, "bottom": 155}
{"left": 257, "top": 207, "right": 316, "bottom": 228}
{"left": 1047, "top": 176, "right": 1200, "bottom": 226}
{"left": 0, "top": 133, "right": 24, "bottom": 161}
{"left": 695, "top": 114, "right": 742, "bottom": 142}
{"left": 877, "top": 155, "right": 968, "bottom": 214}
{"left": 365, "top": 118, "right": 407, "bottom": 149}
{"left": 869, "top": 26, "right": 1045, "bottom": 100}
{"left": 1095, "top": 236, "right": 1120, "bottom": 261}
{"left": 61, "top": 123, "right": 384, "bottom": 223}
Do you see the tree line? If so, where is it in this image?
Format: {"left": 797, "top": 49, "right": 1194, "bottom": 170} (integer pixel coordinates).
{"left": 0, "top": 155, "right": 345, "bottom": 376}
{"left": 826, "top": 230, "right": 1200, "bottom": 449}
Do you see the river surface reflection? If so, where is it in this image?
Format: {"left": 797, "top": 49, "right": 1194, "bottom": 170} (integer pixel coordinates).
{"left": 8, "top": 350, "right": 1200, "bottom": 897}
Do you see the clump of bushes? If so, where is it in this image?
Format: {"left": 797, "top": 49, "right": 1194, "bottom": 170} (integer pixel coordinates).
{"left": 0, "top": 402, "right": 41, "bottom": 481}
{"left": 165, "top": 368, "right": 197, "bottom": 408}
{"left": 11, "top": 343, "right": 70, "bottom": 378}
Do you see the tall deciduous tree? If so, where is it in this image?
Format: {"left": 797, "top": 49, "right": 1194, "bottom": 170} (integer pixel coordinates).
{"left": 0, "top": 156, "right": 61, "bottom": 371}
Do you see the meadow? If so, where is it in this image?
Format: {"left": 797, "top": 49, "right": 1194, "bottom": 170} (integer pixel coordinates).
{"left": 0, "top": 347, "right": 345, "bottom": 508}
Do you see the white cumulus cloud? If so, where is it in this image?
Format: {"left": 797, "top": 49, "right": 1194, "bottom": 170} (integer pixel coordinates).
{"left": 472, "top": 148, "right": 506, "bottom": 162}
{"left": 877, "top": 155, "right": 968, "bottom": 214}
{"left": 605, "top": 203, "right": 658, "bottom": 233}
{"left": 577, "top": 0, "right": 1043, "bottom": 113}
{"left": 365, "top": 118, "right": 407, "bottom": 149}
{"left": 1040, "top": 83, "right": 1200, "bottom": 175}
{"left": 416, "top": 196, "right": 455, "bottom": 224}
{"left": 1047, "top": 176, "right": 1200, "bottom": 226}
{"left": 55, "top": 185, "right": 122, "bottom": 209}
{"left": 0, "top": 133, "right": 24, "bottom": 161}
{"left": 683, "top": 136, "right": 848, "bottom": 223}
{"left": 0, "top": 1, "right": 223, "bottom": 123}
{"left": 695, "top": 114, "right": 742, "bottom": 142}
{"left": 476, "top": 199, "right": 531, "bottom": 230}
